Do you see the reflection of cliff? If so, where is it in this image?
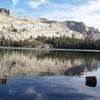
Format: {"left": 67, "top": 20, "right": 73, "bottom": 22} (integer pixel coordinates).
{"left": 0, "top": 53, "right": 76, "bottom": 76}
{"left": 0, "top": 49, "right": 100, "bottom": 76}
{"left": 64, "top": 65, "right": 98, "bottom": 76}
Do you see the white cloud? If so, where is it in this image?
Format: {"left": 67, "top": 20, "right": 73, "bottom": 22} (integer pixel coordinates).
{"left": 11, "top": 8, "right": 26, "bottom": 13}
{"left": 25, "top": 87, "right": 42, "bottom": 97}
{"left": 12, "top": 0, "right": 19, "bottom": 5}
{"left": 11, "top": 0, "right": 100, "bottom": 29}
{"left": 28, "top": 0, "right": 48, "bottom": 9}
{"left": 41, "top": 0, "right": 100, "bottom": 29}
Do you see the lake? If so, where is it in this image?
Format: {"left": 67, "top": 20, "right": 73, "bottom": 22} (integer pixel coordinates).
{"left": 0, "top": 49, "right": 100, "bottom": 100}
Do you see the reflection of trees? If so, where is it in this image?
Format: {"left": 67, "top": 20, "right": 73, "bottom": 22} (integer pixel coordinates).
{"left": 36, "top": 51, "right": 100, "bottom": 75}
{"left": 36, "top": 51, "right": 100, "bottom": 61}
{"left": 0, "top": 77, "right": 7, "bottom": 85}
{"left": 0, "top": 49, "right": 100, "bottom": 76}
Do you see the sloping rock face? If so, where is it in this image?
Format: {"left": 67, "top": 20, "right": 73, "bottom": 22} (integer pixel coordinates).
{"left": 64, "top": 21, "right": 86, "bottom": 33}
{"left": 63, "top": 21, "right": 100, "bottom": 40}
{"left": 0, "top": 14, "right": 100, "bottom": 41}
{"left": 0, "top": 8, "right": 9, "bottom": 15}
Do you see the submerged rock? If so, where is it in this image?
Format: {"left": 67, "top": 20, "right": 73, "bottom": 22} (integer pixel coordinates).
{"left": 85, "top": 76, "right": 97, "bottom": 87}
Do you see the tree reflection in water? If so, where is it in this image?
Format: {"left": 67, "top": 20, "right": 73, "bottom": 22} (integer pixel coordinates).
{"left": 0, "top": 49, "right": 99, "bottom": 77}
{"left": 0, "top": 49, "right": 99, "bottom": 100}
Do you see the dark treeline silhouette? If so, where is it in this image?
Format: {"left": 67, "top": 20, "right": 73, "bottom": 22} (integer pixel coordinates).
{"left": 1, "top": 35, "right": 100, "bottom": 49}
{"left": 0, "top": 36, "right": 39, "bottom": 47}
{"left": 36, "top": 35, "right": 100, "bottom": 49}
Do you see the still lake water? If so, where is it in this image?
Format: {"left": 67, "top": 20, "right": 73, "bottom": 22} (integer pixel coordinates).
{"left": 0, "top": 49, "right": 100, "bottom": 100}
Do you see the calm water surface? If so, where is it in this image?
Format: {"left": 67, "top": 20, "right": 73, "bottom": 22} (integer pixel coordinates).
{"left": 0, "top": 49, "right": 100, "bottom": 100}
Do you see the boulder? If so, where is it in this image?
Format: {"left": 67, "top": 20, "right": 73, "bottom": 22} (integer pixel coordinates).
{"left": 85, "top": 76, "right": 97, "bottom": 87}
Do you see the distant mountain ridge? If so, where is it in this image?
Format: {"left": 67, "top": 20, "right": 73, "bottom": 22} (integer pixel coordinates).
{"left": 0, "top": 14, "right": 100, "bottom": 42}
{"left": 63, "top": 21, "right": 100, "bottom": 39}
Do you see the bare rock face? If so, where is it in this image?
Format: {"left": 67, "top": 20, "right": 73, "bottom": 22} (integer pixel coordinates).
{"left": 0, "top": 14, "right": 84, "bottom": 41}
{"left": 64, "top": 21, "right": 86, "bottom": 33}
{"left": 0, "top": 14, "right": 100, "bottom": 41}
{"left": 0, "top": 8, "right": 9, "bottom": 15}
{"left": 87, "top": 27, "right": 99, "bottom": 35}
{"left": 64, "top": 21, "right": 100, "bottom": 40}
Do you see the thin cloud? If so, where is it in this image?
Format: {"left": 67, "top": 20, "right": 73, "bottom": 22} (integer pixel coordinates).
{"left": 12, "top": 0, "right": 19, "bottom": 5}
{"left": 28, "top": 0, "right": 48, "bottom": 9}
{"left": 10, "top": 0, "right": 100, "bottom": 29}
{"left": 11, "top": 8, "right": 26, "bottom": 13}
{"left": 41, "top": 0, "right": 100, "bottom": 29}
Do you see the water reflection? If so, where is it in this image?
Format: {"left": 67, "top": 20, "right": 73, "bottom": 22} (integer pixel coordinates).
{"left": 0, "top": 77, "right": 7, "bottom": 85}
{"left": 0, "top": 49, "right": 100, "bottom": 77}
{"left": 0, "top": 76, "right": 99, "bottom": 100}
{"left": 0, "top": 49, "right": 100, "bottom": 100}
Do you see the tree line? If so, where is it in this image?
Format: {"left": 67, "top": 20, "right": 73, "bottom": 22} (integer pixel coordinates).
{"left": 0, "top": 36, "right": 39, "bottom": 47}
{"left": 36, "top": 35, "right": 100, "bottom": 49}
{"left": 0, "top": 35, "right": 100, "bottom": 49}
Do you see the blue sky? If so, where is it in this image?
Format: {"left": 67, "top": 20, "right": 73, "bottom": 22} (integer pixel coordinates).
{"left": 0, "top": 0, "right": 100, "bottom": 29}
